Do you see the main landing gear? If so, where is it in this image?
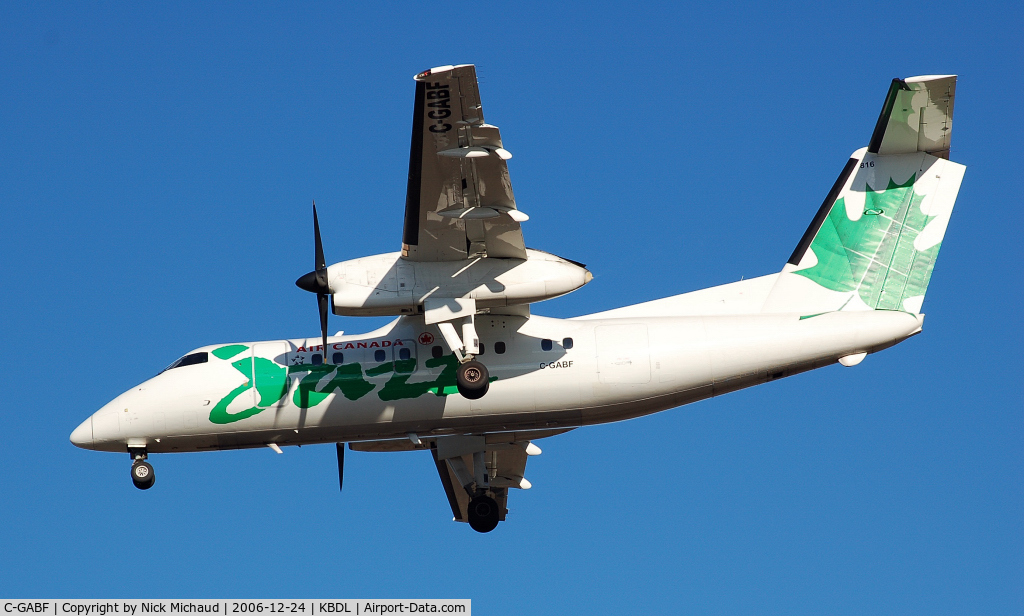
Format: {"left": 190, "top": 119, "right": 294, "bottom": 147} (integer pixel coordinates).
{"left": 429, "top": 301, "right": 491, "bottom": 400}
{"left": 129, "top": 448, "right": 155, "bottom": 490}
{"left": 456, "top": 360, "right": 489, "bottom": 400}
{"left": 467, "top": 493, "right": 499, "bottom": 533}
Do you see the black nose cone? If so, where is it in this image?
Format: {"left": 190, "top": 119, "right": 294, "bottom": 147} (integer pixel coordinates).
{"left": 296, "top": 270, "right": 325, "bottom": 293}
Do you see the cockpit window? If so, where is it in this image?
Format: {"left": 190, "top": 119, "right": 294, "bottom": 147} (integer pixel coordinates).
{"left": 162, "top": 352, "right": 209, "bottom": 373}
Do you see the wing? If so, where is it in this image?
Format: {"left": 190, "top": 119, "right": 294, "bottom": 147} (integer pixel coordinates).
{"left": 401, "top": 64, "right": 529, "bottom": 262}
{"left": 350, "top": 429, "right": 573, "bottom": 527}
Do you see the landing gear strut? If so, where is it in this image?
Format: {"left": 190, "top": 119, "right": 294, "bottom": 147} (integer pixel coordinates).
{"left": 129, "top": 448, "right": 155, "bottom": 490}
{"left": 467, "top": 494, "right": 499, "bottom": 533}
{"left": 456, "top": 360, "right": 489, "bottom": 400}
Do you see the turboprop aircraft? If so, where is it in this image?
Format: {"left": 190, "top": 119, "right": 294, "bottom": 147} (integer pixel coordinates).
{"left": 71, "top": 65, "right": 964, "bottom": 533}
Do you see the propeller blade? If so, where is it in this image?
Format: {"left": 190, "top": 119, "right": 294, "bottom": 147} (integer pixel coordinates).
{"left": 298, "top": 202, "right": 333, "bottom": 361}
{"left": 296, "top": 202, "right": 331, "bottom": 294}
{"left": 318, "top": 292, "right": 330, "bottom": 361}
{"left": 313, "top": 201, "right": 326, "bottom": 273}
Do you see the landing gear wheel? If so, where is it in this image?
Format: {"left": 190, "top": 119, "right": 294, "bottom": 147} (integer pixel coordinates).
{"left": 457, "top": 360, "right": 489, "bottom": 400}
{"left": 467, "top": 495, "right": 500, "bottom": 533}
{"left": 131, "top": 460, "right": 155, "bottom": 490}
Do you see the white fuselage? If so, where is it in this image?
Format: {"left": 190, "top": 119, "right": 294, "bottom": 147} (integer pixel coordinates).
{"left": 71, "top": 310, "right": 923, "bottom": 454}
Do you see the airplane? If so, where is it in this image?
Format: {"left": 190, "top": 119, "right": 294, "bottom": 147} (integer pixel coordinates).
{"left": 71, "top": 65, "right": 964, "bottom": 533}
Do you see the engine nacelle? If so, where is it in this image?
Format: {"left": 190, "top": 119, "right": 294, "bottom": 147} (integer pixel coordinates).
{"left": 328, "top": 249, "right": 591, "bottom": 317}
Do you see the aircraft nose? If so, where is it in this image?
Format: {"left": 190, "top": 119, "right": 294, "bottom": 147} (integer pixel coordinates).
{"left": 70, "top": 416, "right": 93, "bottom": 449}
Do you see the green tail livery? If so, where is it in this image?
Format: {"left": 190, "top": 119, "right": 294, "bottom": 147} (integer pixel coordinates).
{"left": 795, "top": 173, "right": 941, "bottom": 311}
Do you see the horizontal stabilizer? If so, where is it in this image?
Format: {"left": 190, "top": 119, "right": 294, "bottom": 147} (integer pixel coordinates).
{"left": 869, "top": 75, "right": 956, "bottom": 160}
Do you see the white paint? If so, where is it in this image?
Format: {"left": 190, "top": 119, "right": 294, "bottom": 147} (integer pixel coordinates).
{"left": 838, "top": 352, "right": 867, "bottom": 367}
{"left": 915, "top": 161, "right": 965, "bottom": 251}
{"left": 902, "top": 295, "right": 925, "bottom": 313}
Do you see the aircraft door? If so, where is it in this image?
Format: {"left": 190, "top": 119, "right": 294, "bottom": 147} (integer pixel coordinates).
{"left": 251, "top": 342, "right": 291, "bottom": 408}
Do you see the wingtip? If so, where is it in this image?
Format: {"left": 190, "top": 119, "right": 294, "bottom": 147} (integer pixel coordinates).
{"left": 414, "top": 64, "right": 474, "bottom": 80}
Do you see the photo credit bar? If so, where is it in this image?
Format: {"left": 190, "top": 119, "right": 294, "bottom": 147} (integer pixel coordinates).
{"left": 1, "top": 602, "right": 470, "bottom": 616}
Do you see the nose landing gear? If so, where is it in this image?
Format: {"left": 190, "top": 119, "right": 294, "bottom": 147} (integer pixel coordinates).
{"left": 129, "top": 448, "right": 155, "bottom": 490}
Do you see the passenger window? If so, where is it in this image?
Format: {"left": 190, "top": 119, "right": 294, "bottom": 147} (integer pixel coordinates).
{"left": 478, "top": 343, "right": 485, "bottom": 355}
{"left": 495, "top": 341, "right": 506, "bottom": 354}
{"left": 374, "top": 349, "right": 386, "bottom": 362}
{"left": 333, "top": 352, "right": 344, "bottom": 364}
{"left": 395, "top": 341, "right": 416, "bottom": 374}
{"left": 312, "top": 353, "right": 323, "bottom": 365}
{"left": 541, "top": 339, "right": 552, "bottom": 351}
{"left": 563, "top": 337, "right": 574, "bottom": 349}
{"left": 432, "top": 346, "right": 443, "bottom": 359}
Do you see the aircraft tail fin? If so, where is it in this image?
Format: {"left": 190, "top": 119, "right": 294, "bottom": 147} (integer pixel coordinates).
{"left": 761, "top": 75, "right": 965, "bottom": 315}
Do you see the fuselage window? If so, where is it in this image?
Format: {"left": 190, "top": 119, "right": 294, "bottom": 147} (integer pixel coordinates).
{"left": 495, "top": 341, "right": 506, "bottom": 354}
{"left": 162, "top": 352, "right": 208, "bottom": 373}
{"left": 563, "top": 337, "right": 574, "bottom": 349}
{"left": 478, "top": 343, "right": 485, "bottom": 355}
{"left": 375, "top": 349, "right": 386, "bottom": 362}
{"left": 432, "top": 345, "right": 443, "bottom": 359}
{"left": 541, "top": 339, "right": 553, "bottom": 351}
{"left": 399, "top": 347, "right": 411, "bottom": 360}
{"left": 312, "top": 353, "right": 323, "bottom": 365}
{"left": 333, "top": 352, "right": 344, "bottom": 364}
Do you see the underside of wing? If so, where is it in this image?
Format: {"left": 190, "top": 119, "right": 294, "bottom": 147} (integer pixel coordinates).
{"left": 402, "top": 64, "right": 528, "bottom": 261}
{"left": 432, "top": 444, "right": 529, "bottom": 524}
{"left": 348, "top": 429, "right": 571, "bottom": 529}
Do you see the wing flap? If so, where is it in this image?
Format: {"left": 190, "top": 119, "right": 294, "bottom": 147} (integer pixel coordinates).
{"left": 433, "top": 448, "right": 469, "bottom": 522}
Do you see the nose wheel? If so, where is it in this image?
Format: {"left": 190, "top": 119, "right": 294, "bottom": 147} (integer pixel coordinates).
{"left": 129, "top": 448, "right": 155, "bottom": 490}
{"left": 131, "top": 460, "right": 155, "bottom": 489}
{"left": 456, "top": 360, "right": 489, "bottom": 400}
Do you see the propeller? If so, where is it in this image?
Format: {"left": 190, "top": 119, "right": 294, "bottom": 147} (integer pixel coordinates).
{"left": 295, "top": 201, "right": 331, "bottom": 361}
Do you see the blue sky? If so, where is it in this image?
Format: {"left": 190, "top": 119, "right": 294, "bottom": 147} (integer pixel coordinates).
{"left": 1, "top": 2, "right": 1021, "bottom": 613}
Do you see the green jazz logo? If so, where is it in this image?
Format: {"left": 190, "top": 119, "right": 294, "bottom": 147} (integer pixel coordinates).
{"left": 208, "top": 344, "right": 475, "bottom": 424}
